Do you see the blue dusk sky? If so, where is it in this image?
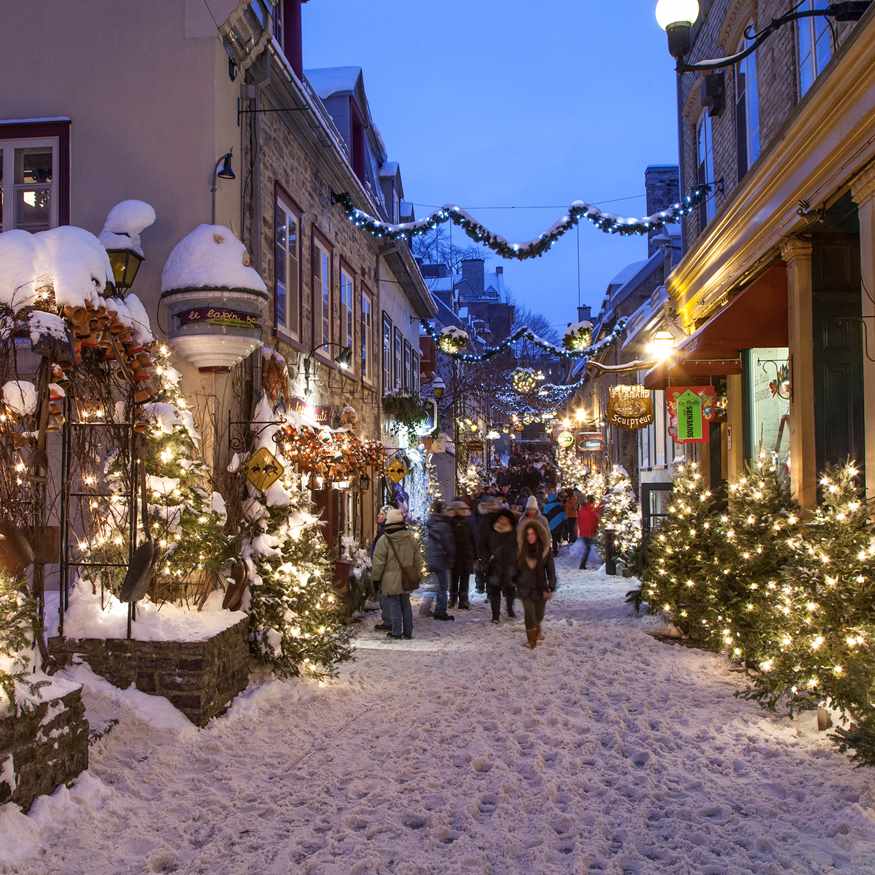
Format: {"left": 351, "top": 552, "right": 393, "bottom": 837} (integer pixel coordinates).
{"left": 303, "top": 0, "right": 679, "bottom": 331}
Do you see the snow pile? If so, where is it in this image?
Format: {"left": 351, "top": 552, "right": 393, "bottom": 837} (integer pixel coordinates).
{"left": 139, "top": 400, "right": 197, "bottom": 442}
{"left": 161, "top": 224, "right": 267, "bottom": 293}
{"left": 27, "top": 310, "right": 67, "bottom": 345}
{"left": 1, "top": 380, "right": 37, "bottom": 415}
{"left": 98, "top": 200, "right": 156, "bottom": 257}
{"left": 61, "top": 581, "right": 246, "bottom": 642}
{"left": 0, "top": 225, "right": 113, "bottom": 312}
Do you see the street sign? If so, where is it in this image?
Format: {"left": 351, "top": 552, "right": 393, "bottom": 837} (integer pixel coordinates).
{"left": 243, "top": 446, "right": 284, "bottom": 492}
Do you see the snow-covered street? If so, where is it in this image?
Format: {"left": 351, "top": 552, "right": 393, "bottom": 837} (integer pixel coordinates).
{"left": 5, "top": 543, "right": 875, "bottom": 874}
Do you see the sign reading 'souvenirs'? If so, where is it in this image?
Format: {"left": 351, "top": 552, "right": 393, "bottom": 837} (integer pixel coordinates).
{"left": 667, "top": 386, "right": 716, "bottom": 444}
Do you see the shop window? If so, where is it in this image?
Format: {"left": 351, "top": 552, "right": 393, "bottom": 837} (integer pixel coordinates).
{"left": 735, "top": 29, "right": 760, "bottom": 178}
{"left": 340, "top": 266, "right": 354, "bottom": 369}
{"left": 313, "top": 238, "right": 332, "bottom": 352}
{"left": 797, "top": 0, "right": 833, "bottom": 98}
{"left": 744, "top": 347, "right": 791, "bottom": 468}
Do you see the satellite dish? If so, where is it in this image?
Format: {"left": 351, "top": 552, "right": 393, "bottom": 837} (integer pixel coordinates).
{"left": 119, "top": 541, "right": 155, "bottom": 603}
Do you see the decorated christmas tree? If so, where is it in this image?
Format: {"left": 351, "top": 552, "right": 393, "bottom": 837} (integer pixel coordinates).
{"left": 744, "top": 462, "right": 875, "bottom": 763}
{"left": 641, "top": 461, "right": 721, "bottom": 643}
{"left": 556, "top": 446, "right": 588, "bottom": 492}
{"left": 599, "top": 465, "right": 642, "bottom": 568}
{"left": 240, "top": 398, "right": 352, "bottom": 679}
{"left": 712, "top": 451, "right": 800, "bottom": 663}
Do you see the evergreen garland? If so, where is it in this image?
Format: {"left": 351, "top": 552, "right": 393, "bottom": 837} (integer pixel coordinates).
{"left": 334, "top": 185, "right": 711, "bottom": 257}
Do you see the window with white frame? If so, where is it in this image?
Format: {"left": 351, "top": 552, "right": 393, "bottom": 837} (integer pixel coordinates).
{"left": 797, "top": 0, "right": 833, "bottom": 98}
{"left": 696, "top": 110, "right": 715, "bottom": 229}
{"left": 340, "top": 266, "right": 354, "bottom": 366}
{"left": 412, "top": 350, "right": 420, "bottom": 395}
{"left": 274, "top": 196, "right": 300, "bottom": 337}
{"left": 313, "top": 239, "right": 331, "bottom": 350}
{"left": 361, "top": 288, "right": 373, "bottom": 383}
{"left": 735, "top": 29, "right": 760, "bottom": 178}
{"left": 0, "top": 138, "right": 59, "bottom": 233}
{"left": 382, "top": 313, "right": 392, "bottom": 394}
{"left": 403, "top": 340, "right": 412, "bottom": 391}
{"left": 393, "top": 327, "right": 403, "bottom": 390}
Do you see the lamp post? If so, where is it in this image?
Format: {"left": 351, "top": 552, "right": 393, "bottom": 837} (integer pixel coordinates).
{"left": 303, "top": 342, "right": 352, "bottom": 396}
{"left": 656, "top": 0, "right": 870, "bottom": 72}
{"left": 210, "top": 150, "right": 236, "bottom": 224}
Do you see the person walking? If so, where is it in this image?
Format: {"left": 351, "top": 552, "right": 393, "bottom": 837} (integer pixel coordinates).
{"left": 518, "top": 495, "right": 550, "bottom": 538}
{"left": 371, "top": 508, "right": 423, "bottom": 640}
{"left": 426, "top": 499, "right": 456, "bottom": 621}
{"left": 514, "top": 520, "right": 557, "bottom": 649}
{"left": 485, "top": 508, "right": 518, "bottom": 623}
{"left": 577, "top": 495, "right": 601, "bottom": 570}
{"left": 448, "top": 498, "right": 476, "bottom": 609}
{"left": 475, "top": 495, "right": 502, "bottom": 593}
{"left": 564, "top": 489, "right": 579, "bottom": 545}
{"left": 370, "top": 505, "right": 395, "bottom": 632}
{"left": 543, "top": 491, "right": 567, "bottom": 555}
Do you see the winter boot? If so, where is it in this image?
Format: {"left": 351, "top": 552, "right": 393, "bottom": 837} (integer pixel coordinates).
{"left": 525, "top": 627, "right": 539, "bottom": 649}
{"left": 506, "top": 595, "right": 517, "bottom": 619}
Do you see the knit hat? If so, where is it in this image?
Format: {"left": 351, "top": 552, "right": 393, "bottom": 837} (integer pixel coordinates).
{"left": 385, "top": 508, "right": 405, "bottom": 525}
{"left": 525, "top": 495, "right": 539, "bottom": 511}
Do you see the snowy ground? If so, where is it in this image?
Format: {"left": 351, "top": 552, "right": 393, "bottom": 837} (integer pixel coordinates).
{"left": 5, "top": 542, "right": 875, "bottom": 874}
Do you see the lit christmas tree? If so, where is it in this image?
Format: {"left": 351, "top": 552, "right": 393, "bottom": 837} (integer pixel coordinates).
{"left": 744, "top": 462, "right": 875, "bottom": 763}
{"left": 712, "top": 451, "right": 800, "bottom": 663}
{"left": 556, "top": 446, "right": 588, "bottom": 492}
{"left": 241, "top": 398, "right": 352, "bottom": 679}
{"left": 599, "top": 465, "right": 642, "bottom": 569}
{"left": 641, "top": 462, "right": 721, "bottom": 643}
{"left": 0, "top": 572, "right": 36, "bottom": 705}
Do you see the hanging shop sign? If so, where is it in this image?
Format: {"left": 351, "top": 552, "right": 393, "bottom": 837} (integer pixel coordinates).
{"left": 556, "top": 430, "right": 575, "bottom": 449}
{"left": 667, "top": 386, "right": 717, "bottom": 444}
{"left": 607, "top": 384, "right": 654, "bottom": 430}
{"left": 243, "top": 446, "right": 284, "bottom": 492}
{"left": 576, "top": 432, "right": 605, "bottom": 453}
{"left": 385, "top": 454, "right": 410, "bottom": 484}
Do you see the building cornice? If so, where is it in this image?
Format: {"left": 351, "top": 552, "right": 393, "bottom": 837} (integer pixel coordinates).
{"left": 668, "top": 9, "right": 875, "bottom": 332}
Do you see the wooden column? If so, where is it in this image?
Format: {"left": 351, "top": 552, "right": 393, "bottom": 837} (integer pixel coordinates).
{"left": 781, "top": 237, "right": 816, "bottom": 508}
{"left": 725, "top": 372, "right": 745, "bottom": 482}
{"left": 851, "top": 166, "right": 875, "bottom": 502}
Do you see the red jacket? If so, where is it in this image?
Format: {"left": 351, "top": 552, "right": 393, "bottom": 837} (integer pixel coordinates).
{"left": 577, "top": 503, "right": 600, "bottom": 538}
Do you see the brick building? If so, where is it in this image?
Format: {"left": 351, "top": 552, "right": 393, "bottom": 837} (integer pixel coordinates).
{"left": 644, "top": 0, "right": 875, "bottom": 509}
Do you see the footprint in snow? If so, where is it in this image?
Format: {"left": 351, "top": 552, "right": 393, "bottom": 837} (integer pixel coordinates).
{"left": 478, "top": 794, "right": 498, "bottom": 815}
{"left": 472, "top": 757, "right": 493, "bottom": 773}
{"left": 629, "top": 751, "right": 650, "bottom": 767}
{"left": 402, "top": 813, "right": 428, "bottom": 830}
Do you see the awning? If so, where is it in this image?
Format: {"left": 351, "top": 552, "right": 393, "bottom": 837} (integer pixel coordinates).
{"left": 644, "top": 261, "right": 787, "bottom": 389}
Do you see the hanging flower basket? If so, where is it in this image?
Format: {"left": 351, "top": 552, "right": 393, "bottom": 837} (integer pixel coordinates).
{"left": 382, "top": 394, "right": 430, "bottom": 442}
{"left": 563, "top": 320, "right": 594, "bottom": 352}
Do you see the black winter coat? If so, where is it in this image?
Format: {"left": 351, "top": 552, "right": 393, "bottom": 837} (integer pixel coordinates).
{"left": 486, "top": 510, "right": 518, "bottom": 583}
{"left": 514, "top": 551, "right": 557, "bottom": 600}
{"left": 451, "top": 517, "right": 476, "bottom": 573}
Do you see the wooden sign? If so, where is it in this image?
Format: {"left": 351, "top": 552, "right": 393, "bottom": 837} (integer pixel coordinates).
{"left": 667, "top": 386, "right": 716, "bottom": 444}
{"left": 556, "top": 430, "right": 575, "bottom": 449}
{"left": 607, "top": 385, "right": 654, "bottom": 430}
{"left": 243, "top": 446, "right": 284, "bottom": 492}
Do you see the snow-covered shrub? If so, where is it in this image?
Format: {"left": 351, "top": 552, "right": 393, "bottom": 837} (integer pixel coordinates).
{"left": 0, "top": 573, "right": 36, "bottom": 707}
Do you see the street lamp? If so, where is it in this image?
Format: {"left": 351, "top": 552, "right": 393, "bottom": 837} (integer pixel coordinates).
{"left": 657, "top": 0, "right": 870, "bottom": 72}
{"left": 431, "top": 374, "right": 446, "bottom": 400}
{"left": 210, "top": 150, "right": 236, "bottom": 224}
{"left": 105, "top": 246, "right": 144, "bottom": 296}
{"left": 303, "top": 343, "right": 352, "bottom": 395}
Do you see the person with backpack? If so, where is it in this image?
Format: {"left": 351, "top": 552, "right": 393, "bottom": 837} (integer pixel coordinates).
{"left": 426, "top": 499, "right": 456, "bottom": 621}
{"left": 447, "top": 497, "right": 476, "bottom": 610}
{"left": 577, "top": 495, "right": 601, "bottom": 570}
{"left": 485, "top": 508, "right": 519, "bottom": 623}
{"left": 371, "top": 508, "right": 424, "bottom": 640}
{"left": 543, "top": 491, "right": 566, "bottom": 555}
{"left": 514, "top": 519, "right": 557, "bottom": 649}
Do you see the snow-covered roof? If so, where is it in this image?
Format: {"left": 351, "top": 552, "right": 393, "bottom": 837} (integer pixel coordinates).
{"left": 608, "top": 259, "right": 649, "bottom": 289}
{"left": 305, "top": 66, "right": 363, "bottom": 99}
{"left": 161, "top": 225, "right": 267, "bottom": 294}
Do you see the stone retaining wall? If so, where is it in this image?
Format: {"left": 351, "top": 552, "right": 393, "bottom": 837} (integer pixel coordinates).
{"left": 49, "top": 618, "right": 249, "bottom": 727}
{"left": 0, "top": 686, "right": 89, "bottom": 812}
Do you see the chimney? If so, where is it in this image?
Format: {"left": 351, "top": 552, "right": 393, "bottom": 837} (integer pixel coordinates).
{"left": 644, "top": 166, "right": 679, "bottom": 258}
{"left": 460, "top": 258, "right": 485, "bottom": 298}
{"left": 577, "top": 304, "right": 592, "bottom": 322}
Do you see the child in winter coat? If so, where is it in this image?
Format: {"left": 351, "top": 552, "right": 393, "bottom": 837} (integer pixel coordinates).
{"left": 514, "top": 520, "right": 557, "bottom": 648}
{"left": 577, "top": 496, "right": 601, "bottom": 570}
{"left": 485, "top": 508, "right": 519, "bottom": 623}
